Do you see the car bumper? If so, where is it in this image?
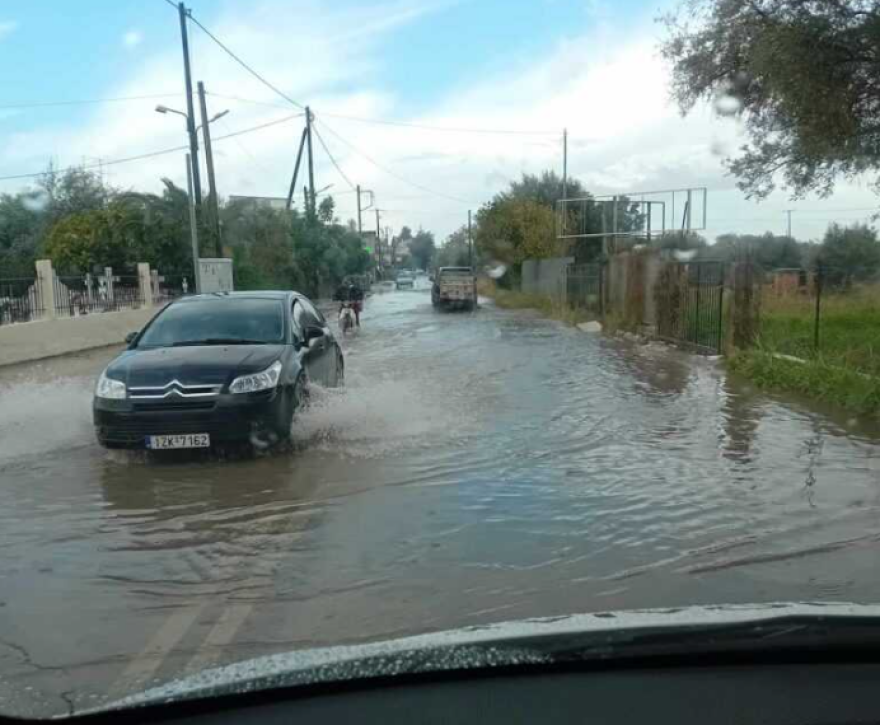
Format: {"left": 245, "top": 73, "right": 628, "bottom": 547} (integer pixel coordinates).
{"left": 93, "top": 389, "right": 284, "bottom": 449}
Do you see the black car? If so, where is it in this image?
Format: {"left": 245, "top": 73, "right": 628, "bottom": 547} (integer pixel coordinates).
{"left": 93, "top": 291, "right": 344, "bottom": 450}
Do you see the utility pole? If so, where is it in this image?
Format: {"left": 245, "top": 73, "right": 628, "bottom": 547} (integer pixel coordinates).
{"left": 785, "top": 209, "right": 794, "bottom": 239}
{"left": 561, "top": 129, "right": 568, "bottom": 237}
{"left": 305, "top": 106, "right": 315, "bottom": 219}
{"left": 177, "top": 3, "right": 202, "bottom": 210}
{"left": 468, "top": 209, "right": 473, "bottom": 268}
{"left": 185, "top": 153, "right": 201, "bottom": 293}
{"left": 375, "top": 209, "right": 381, "bottom": 239}
{"left": 197, "top": 81, "right": 222, "bottom": 256}
{"left": 562, "top": 129, "right": 568, "bottom": 200}
{"left": 285, "top": 127, "right": 308, "bottom": 211}
{"left": 357, "top": 185, "right": 363, "bottom": 234}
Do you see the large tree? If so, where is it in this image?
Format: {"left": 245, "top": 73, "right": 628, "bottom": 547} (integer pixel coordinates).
{"left": 437, "top": 226, "right": 472, "bottom": 268}
{"left": 408, "top": 229, "right": 436, "bottom": 270}
{"left": 662, "top": 0, "right": 880, "bottom": 198}
{"left": 819, "top": 222, "right": 880, "bottom": 285}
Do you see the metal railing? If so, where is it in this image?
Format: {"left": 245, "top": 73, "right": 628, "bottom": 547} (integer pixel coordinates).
{"left": 54, "top": 273, "right": 145, "bottom": 316}
{"left": 566, "top": 263, "right": 604, "bottom": 315}
{"left": 655, "top": 261, "right": 725, "bottom": 354}
{"left": 153, "top": 274, "right": 193, "bottom": 305}
{"left": 0, "top": 277, "right": 44, "bottom": 325}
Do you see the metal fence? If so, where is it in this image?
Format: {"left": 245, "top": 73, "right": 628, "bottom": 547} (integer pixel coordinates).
{"left": 54, "top": 273, "right": 145, "bottom": 316}
{"left": 0, "top": 277, "right": 44, "bottom": 325}
{"left": 153, "top": 274, "right": 192, "bottom": 305}
{"left": 655, "top": 261, "right": 725, "bottom": 354}
{"left": 758, "top": 264, "right": 880, "bottom": 376}
{"left": 566, "top": 263, "right": 604, "bottom": 315}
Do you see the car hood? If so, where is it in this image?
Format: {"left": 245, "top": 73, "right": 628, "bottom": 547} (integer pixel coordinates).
{"left": 107, "top": 345, "right": 286, "bottom": 388}
{"left": 101, "top": 601, "right": 880, "bottom": 714}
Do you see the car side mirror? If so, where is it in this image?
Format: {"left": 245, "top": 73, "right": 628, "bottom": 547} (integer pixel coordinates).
{"left": 304, "top": 325, "right": 324, "bottom": 345}
{"left": 124, "top": 331, "right": 138, "bottom": 344}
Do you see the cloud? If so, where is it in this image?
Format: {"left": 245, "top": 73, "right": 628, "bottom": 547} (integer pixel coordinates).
{"left": 123, "top": 30, "right": 143, "bottom": 49}
{"left": 0, "top": 0, "right": 876, "bottom": 242}
{"left": 0, "top": 20, "right": 18, "bottom": 40}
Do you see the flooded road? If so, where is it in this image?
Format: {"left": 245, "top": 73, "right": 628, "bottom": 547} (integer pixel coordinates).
{"left": 3, "top": 286, "right": 880, "bottom": 715}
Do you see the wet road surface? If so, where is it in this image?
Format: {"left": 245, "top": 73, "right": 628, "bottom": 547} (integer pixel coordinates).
{"left": 3, "top": 285, "right": 880, "bottom": 715}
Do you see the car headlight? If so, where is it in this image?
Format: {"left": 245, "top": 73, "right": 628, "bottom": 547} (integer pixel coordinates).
{"left": 96, "top": 370, "right": 127, "bottom": 399}
{"left": 229, "top": 360, "right": 283, "bottom": 394}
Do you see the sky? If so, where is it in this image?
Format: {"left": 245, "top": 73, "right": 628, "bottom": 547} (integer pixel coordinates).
{"left": 0, "top": 0, "right": 878, "bottom": 243}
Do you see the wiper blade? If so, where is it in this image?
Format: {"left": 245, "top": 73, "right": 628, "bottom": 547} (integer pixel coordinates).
{"left": 172, "top": 338, "right": 269, "bottom": 346}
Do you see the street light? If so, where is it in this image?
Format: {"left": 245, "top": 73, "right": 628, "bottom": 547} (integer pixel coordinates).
{"left": 155, "top": 105, "right": 229, "bottom": 132}
{"left": 156, "top": 102, "right": 229, "bottom": 259}
{"left": 315, "top": 183, "right": 335, "bottom": 197}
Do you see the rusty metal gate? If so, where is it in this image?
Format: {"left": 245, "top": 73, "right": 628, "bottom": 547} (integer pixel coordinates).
{"left": 565, "top": 263, "right": 604, "bottom": 316}
{"left": 655, "top": 261, "right": 724, "bottom": 354}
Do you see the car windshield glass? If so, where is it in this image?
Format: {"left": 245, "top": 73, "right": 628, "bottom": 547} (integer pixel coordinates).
{"left": 10, "top": 0, "right": 880, "bottom": 719}
{"left": 137, "top": 299, "right": 284, "bottom": 347}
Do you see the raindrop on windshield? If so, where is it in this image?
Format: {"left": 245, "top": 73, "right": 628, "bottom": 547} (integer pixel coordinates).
{"left": 487, "top": 263, "right": 508, "bottom": 279}
{"left": 714, "top": 94, "right": 742, "bottom": 117}
{"left": 21, "top": 190, "right": 49, "bottom": 212}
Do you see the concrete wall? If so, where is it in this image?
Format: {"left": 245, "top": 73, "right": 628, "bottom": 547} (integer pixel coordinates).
{"left": 521, "top": 257, "right": 574, "bottom": 300}
{"left": 0, "top": 307, "right": 156, "bottom": 367}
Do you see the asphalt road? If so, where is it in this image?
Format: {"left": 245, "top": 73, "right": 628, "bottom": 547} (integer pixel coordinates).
{"left": 3, "top": 283, "right": 880, "bottom": 717}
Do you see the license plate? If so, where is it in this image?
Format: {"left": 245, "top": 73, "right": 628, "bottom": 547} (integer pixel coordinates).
{"left": 146, "top": 433, "right": 211, "bottom": 450}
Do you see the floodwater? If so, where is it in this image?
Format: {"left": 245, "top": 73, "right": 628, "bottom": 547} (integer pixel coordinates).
{"left": 3, "top": 284, "right": 880, "bottom": 716}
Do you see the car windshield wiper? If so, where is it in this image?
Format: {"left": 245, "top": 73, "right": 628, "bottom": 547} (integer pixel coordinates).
{"left": 171, "top": 338, "right": 270, "bottom": 346}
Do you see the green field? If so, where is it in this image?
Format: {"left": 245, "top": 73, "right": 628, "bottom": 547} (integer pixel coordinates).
{"left": 729, "top": 285, "right": 880, "bottom": 414}
{"left": 759, "top": 286, "right": 880, "bottom": 376}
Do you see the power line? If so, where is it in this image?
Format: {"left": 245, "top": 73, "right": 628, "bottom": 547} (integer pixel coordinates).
{"left": 206, "top": 91, "right": 291, "bottom": 110}
{"left": 0, "top": 93, "right": 182, "bottom": 111}
{"left": 319, "top": 111, "right": 559, "bottom": 137}
{"left": 316, "top": 119, "right": 474, "bottom": 205}
{"left": 185, "top": 12, "right": 305, "bottom": 110}
{"left": 312, "top": 124, "right": 356, "bottom": 191}
{"left": 0, "top": 112, "right": 303, "bottom": 182}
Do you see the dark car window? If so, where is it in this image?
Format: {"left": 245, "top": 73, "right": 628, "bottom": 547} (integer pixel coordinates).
{"left": 137, "top": 298, "right": 285, "bottom": 347}
{"left": 298, "top": 298, "right": 326, "bottom": 326}
{"left": 292, "top": 299, "right": 311, "bottom": 333}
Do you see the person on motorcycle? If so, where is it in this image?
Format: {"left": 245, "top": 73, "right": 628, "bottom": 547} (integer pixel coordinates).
{"left": 333, "top": 278, "right": 364, "bottom": 327}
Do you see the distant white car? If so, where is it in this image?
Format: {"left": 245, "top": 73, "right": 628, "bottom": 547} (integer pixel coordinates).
{"left": 396, "top": 272, "right": 415, "bottom": 290}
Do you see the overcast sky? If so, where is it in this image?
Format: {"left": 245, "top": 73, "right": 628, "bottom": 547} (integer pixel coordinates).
{"left": 1, "top": 0, "right": 878, "bottom": 242}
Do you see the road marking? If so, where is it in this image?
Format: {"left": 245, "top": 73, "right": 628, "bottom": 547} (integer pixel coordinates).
{"left": 184, "top": 604, "right": 254, "bottom": 675}
{"left": 109, "top": 604, "right": 206, "bottom": 699}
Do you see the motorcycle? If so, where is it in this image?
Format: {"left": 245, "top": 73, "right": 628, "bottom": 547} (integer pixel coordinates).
{"left": 338, "top": 302, "right": 357, "bottom": 336}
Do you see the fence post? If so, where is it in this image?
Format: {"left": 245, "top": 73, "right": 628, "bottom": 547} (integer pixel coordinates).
{"left": 35, "top": 259, "right": 56, "bottom": 320}
{"left": 138, "top": 263, "right": 153, "bottom": 309}
{"left": 104, "top": 267, "right": 114, "bottom": 308}
{"left": 814, "top": 264, "right": 822, "bottom": 353}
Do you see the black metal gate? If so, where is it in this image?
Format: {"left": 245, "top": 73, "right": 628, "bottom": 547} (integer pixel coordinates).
{"left": 566, "top": 263, "right": 604, "bottom": 315}
{"left": 655, "top": 261, "right": 724, "bottom": 354}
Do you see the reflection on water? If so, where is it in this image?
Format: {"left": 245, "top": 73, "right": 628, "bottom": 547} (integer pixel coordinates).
{"left": 3, "top": 290, "right": 880, "bottom": 715}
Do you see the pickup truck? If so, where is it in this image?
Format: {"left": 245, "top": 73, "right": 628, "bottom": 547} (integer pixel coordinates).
{"left": 432, "top": 267, "right": 476, "bottom": 311}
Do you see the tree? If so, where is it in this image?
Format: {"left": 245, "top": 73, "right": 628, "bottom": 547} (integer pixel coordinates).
{"left": 408, "top": 229, "right": 436, "bottom": 270}
{"left": 662, "top": 0, "right": 880, "bottom": 198}
{"left": 437, "top": 226, "right": 472, "bottom": 268}
{"left": 39, "top": 164, "right": 108, "bottom": 222}
{"left": 43, "top": 210, "right": 128, "bottom": 272}
{"left": 708, "top": 232, "right": 803, "bottom": 268}
{"left": 0, "top": 193, "right": 43, "bottom": 276}
{"left": 318, "top": 196, "right": 336, "bottom": 224}
{"left": 476, "top": 198, "right": 559, "bottom": 267}
{"left": 819, "top": 223, "right": 880, "bottom": 285}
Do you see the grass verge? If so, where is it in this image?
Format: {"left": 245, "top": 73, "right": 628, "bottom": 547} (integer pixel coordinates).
{"left": 728, "top": 348, "right": 880, "bottom": 415}
{"left": 478, "top": 278, "right": 594, "bottom": 327}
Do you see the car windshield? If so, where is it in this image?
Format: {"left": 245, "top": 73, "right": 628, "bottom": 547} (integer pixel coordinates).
{"left": 137, "top": 299, "right": 284, "bottom": 347}
{"left": 5, "top": 0, "right": 880, "bottom": 719}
